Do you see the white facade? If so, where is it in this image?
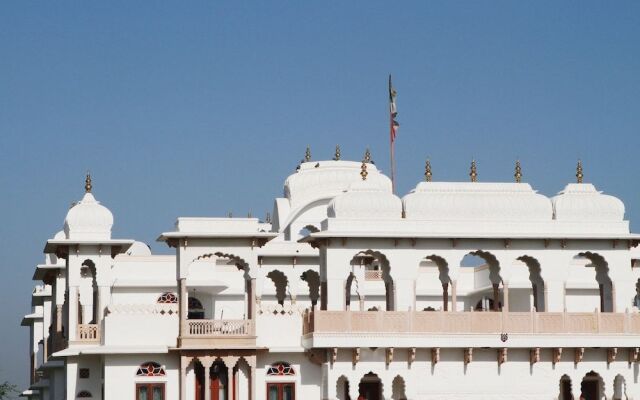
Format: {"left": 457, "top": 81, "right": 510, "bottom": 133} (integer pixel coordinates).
{"left": 20, "top": 158, "right": 640, "bottom": 400}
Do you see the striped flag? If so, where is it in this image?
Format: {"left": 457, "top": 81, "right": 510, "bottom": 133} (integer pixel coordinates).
{"left": 389, "top": 75, "right": 399, "bottom": 142}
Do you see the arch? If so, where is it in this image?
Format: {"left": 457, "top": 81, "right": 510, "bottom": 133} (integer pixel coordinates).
{"left": 188, "top": 297, "right": 205, "bottom": 320}
{"left": 559, "top": 374, "right": 573, "bottom": 400}
{"left": 351, "top": 250, "right": 395, "bottom": 311}
{"left": 266, "top": 362, "right": 295, "bottom": 376}
{"left": 426, "top": 255, "right": 451, "bottom": 311}
{"left": 300, "top": 269, "right": 320, "bottom": 307}
{"left": 391, "top": 375, "right": 407, "bottom": 400}
{"left": 576, "top": 252, "right": 613, "bottom": 312}
{"left": 345, "top": 272, "right": 362, "bottom": 310}
{"left": 76, "top": 391, "right": 92, "bottom": 398}
{"left": 157, "top": 292, "right": 178, "bottom": 304}
{"left": 336, "top": 375, "right": 350, "bottom": 400}
{"left": 358, "top": 372, "right": 382, "bottom": 400}
{"left": 517, "top": 255, "right": 546, "bottom": 311}
{"left": 580, "top": 371, "right": 605, "bottom": 400}
{"left": 613, "top": 374, "right": 627, "bottom": 400}
{"left": 302, "top": 224, "right": 320, "bottom": 234}
{"left": 465, "top": 250, "right": 503, "bottom": 311}
{"left": 80, "top": 259, "right": 98, "bottom": 324}
{"left": 136, "top": 361, "right": 166, "bottom": 377}
{"left": 266, "top": 270, "right": 289, "bottom": 305}
{"left": 634, "top": 279, "right": 640, "bottom": 309}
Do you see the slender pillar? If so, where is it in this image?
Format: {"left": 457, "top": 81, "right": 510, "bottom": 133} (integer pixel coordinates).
{"left": 442, "top": 283, "right": 449, "bottom": 311}
{"left": 180, "top": 356, "right": 189, "bottom": 400}
{"left": 179, "top": 278, "right": 187, "bottom": 337}
{"left": 451, "top": 280, "right": 457, "bottom": 312}
{"left": 503, "top": 282, "right": 509, "bottom": 312}
{"left": 68, "top": 287, "right": 79, "bottom": 341}
{"left": 250, "top": 365, "right": 256, "bottom": 400}
{"left": 205, "top": 363, "right": 212, "bottom": 400}
{"left": 56, "top": 305, "right": 63, "bottom": 332}
{"left": 492, "top": 284, "right": 500, "bottom": 311}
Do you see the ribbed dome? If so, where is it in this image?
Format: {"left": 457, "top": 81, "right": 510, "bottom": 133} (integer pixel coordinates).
{"left": 284, "top": 161, "right": 391, "bottom": 208}
{"left": 328, "top": 179, "right": 402, "bottom": 219}
{"left": 552, "top": 183, "right": 625, "bottom": 222}
{"left": 64, "top": 192, "right": 114, "bottom": 240}
{"left": 402, "top": 182, "right": 553, "bottom": 221}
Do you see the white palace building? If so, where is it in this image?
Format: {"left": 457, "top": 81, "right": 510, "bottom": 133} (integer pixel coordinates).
{"left": 20, "top": 148, "right": 640, "bottom": 400}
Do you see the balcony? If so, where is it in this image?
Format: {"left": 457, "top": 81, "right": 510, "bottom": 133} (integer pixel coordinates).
{"left": 179, "top": 319, "right": 256, "bottom": 349}
{"left": 76, "top": 324, "right": 100, "bottom": 343}
{"left": 302, "top": 309, "right": 640, "bottom": 349}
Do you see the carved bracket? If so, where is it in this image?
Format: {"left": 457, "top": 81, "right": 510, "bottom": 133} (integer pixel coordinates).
{"left": 352, "top": 348, "right": 360, "bottom": 366}
{"left": 330, "top": 348, "right": 338, "bottom": 366}
{"left": 608, "top": 348, "right": 618, "bottom": 364}
{"left": 575, "top": 348, "right": 584, "bottom": 365}
{"left": 530, "top": 348, "right": 540, "bottom": 365}
{"left": 304, "top": 349, "right": 326, "bottom": 366}
{"left": 408, "top": 347, "right": 416, "bottom": 366}
{"left": 386, "top": 348, "right": 394, "bottom": 366}
{"left": 464, "top": 348, "right": 473, "bottom": 365}
{"left": 498, "top": 348, "right": 507, "bottom": 365}
{"left": 553, "top": 348, "right": 563, "bottom": 365}
{"left": 629, "top": 348, "right": 640, "bottom": 365}
{"left": 431, "top": 348, "right": 440, "bottom": 365}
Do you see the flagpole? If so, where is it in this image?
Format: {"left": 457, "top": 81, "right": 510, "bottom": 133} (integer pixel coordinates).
{"left": 390, "top": 109, "right": 396, "bottom": 194}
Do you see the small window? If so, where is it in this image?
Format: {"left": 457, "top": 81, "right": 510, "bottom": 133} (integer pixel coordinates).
{"left": 79, "top": 368, "right": 90, "bottom": 379}
{"left": 136, "top": 383, "right": 165, "bottom": 400}
{"left": 77, "top": 391, "right": 92, "bottom": 398}
{"left": 157, "top": 292, "right": 178, "bottom": 304}
{"left": 267, "top": 362, "right": 295, "bottom": 376}
{"left": 136, "top": 362, "right": 166, "bottom": 377}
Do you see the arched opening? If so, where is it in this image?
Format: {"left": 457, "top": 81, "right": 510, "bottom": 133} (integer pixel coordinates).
{"left": 517, "top": 255, "right": 545, "bottom": 312}
{"left": 336, "top": 375, "right": 350, "bottom": 400}
{"left": 391, "top": 375, "right": 407, "bottom": 400}
{"left": 633, "top": 279, "right": 640, "bottom": 309}
{"left": 577, "top": 252, "right": 613, "bottom": 312}
{"left": 194, "top": 359, "right": 229, "bottom": 400}
{"left": 463, "top": 251, "right": 503, "bottom": 311}
{"left": 425, "top": 255, "right": 451, "bottom": 311}
{"left": 188, "top": 297, "right": 205, "bottom": 320}
{"left": 345, "top": 272, "right": 362, "bottom": 311}
{"left": 266, "top": 270, "right": 289, "bottom": 305}
{"left": 76, "top": 391, "right": 92, "bottom": 398}
{"left": 613, "top": 374, "right": 627, "bottom": 400}
{"left": 358, "top": 372, "right": 382, "bottom": 400}
{"left": 559, "top": 374, "right": 573, "bottom": 400}
{"left": 351, "top": 251, "right": 394, "bottom": 311}
{"left": 580, "top": 371, "right": 604, "bottom": 400}
{"left": 80, "top": 259, "right": 98, "bottom": 324}
{"left": 300, "top": 269, "right": 320, "bottom": 308}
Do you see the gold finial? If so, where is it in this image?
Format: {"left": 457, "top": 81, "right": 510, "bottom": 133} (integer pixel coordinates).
{"left": 333, "top": 145, "right": 341, "bottom": 161}
{"left": 364, "top": 148, "right": 371, "bottom": 163}
{"left": 514, "top": 160, "right": 522, "bottom": 183}
{"left": 425, "top": 159, "right": 432, "bottom": 182}
{"left": 576, "top": 159, "right": 583, "bottom": 183}
{"left": 469, "top": 160, "right": 477, "bottom": 182}
{"left": 304, "top": 146, "right": 311, "bottom": 162}
{"left": 84, "top": 173, "right": 92, "bottom": 193}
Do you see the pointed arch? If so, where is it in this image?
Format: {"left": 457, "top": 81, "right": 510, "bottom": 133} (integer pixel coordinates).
{"left": 466, "top": 250, "right": 503, "bottom": 311}
{"left": 613, "top": 374, "right": 627, "bottom": 400}
{"left": 576, "top": 252, "right": 613, "bottom": 312}
{"left": 345, "top": 272, "right": 362, "bottom": 310}
{"left": 300, "top": 269, "right": 320, "bottom": 307}
{"left": 559, "top": 374, "right": 573, "bottom": 400}
{"left": 580, "top": 370, "right": 605, "bottom": 400}
{"left": 358, "top": 372, "right": 382, "bottom": 400}
{"left": 517, "top": 255, "right": 545, "bottom": 311}
{"left": 266, "top": 270, "right": 289, "bottom": 305}
{"left": 391, "top": 375, "right": 407, "bottom": 400}
{"left": 425, "top": 254, "right": 451, "bottom": 311}
{"left": 336, "top": 375, "right": 350, "bottom": 400}
{"left": 351, "top": 250, "right": 394, "bottom": 310}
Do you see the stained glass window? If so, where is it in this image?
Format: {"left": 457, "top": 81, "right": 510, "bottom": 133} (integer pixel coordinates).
{"left": 136, "top": 362, "right": 166, "bottom": 377}
{"left": 267, "top": 362, "right": 295, "bottom": 376}
{"left": 157, "top": 292, "right": 178, "bottom": 304}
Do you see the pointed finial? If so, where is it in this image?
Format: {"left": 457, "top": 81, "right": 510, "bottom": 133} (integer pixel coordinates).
{"left": 576, "top": 159, "right": 583, "bottom": 183}
{"left": 84, "top": 173, "right": 92, "bottom": 193}
{"left": 304, "top": 146, "right": 311, "bottom": 162}
{"left": 333, "top": 145, "right": 341, "bottom": 161}
{"left": 364, "top": 148, "right": 371, "bottom": 163}
{"left": 514, "top": 160, "right": 522, "bottom": 183}
{"left": 425, "top": 159, "right": 432, "bottom": 182}
{"left": 469, "top": 160, "right": 477, "bottom": 182}
{"left": 265, "top": 212, "right": 271, "bottom": 224}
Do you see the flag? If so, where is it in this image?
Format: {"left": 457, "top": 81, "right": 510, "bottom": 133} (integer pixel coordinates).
{"left": 389, "top": 75, "right": 399, "bottom": 142}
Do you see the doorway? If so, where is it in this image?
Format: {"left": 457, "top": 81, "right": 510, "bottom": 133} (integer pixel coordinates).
{"left": 358, "top": 373, "right": 382, "bottom": 400}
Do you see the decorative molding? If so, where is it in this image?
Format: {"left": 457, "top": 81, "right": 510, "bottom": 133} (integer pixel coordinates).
{"left": 530, "top": 348, "right": 540, "bottom": 365}
{"left": 553, "top": 348, "right": 563, "bottom": 365}
{"left": 258, "top": 303, "right": 307, "bottom": 316}
{"left": 574, "top": 348, "right": 584, "bottom": 365}
{"left": 106, "top": 304, "right": 178, "bottom": 316}
{"left": 608, "top": 348, "right": 618, "bottom": 364}
{"left": 431, "top": 348, "right": 440, "bottom": 365}
{"left": 497, "top": 348, "right": 507, "bottom": 365}
{"left": 304, "top": 349, "right": 325, "bottom": 366}
{"left": 464, "top": 348, "right": 473, "bottom": 365}
{"left": 386, "top": 348, "right": 394, "bottom": 366}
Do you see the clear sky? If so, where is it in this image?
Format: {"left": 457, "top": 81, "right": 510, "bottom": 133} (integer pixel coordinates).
{"left": 1, "top": 1, "right": 639, "bottom": 390}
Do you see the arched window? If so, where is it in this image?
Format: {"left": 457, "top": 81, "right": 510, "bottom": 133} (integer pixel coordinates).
{"left": 267, "top": 362, "right": 295, "bottom": 376}
{"left": 157, "top": 292, "right": 178, "bottom": 304}
{"left": 136, "top": 362, "right": 166, "bottom": 377}
{"left": 77, "top": 391, "right": 92, "bottom": 398}
{"left": 188, "top": 297, "right": 205, "bottom": 320}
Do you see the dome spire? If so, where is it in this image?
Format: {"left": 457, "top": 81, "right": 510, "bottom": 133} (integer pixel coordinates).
{"left": 425, "top": 159, "right": 432, "bottom": 182}
{"left": 514, "top": 160, "right": 522, "bottom": 183}
{"left": 360, "top": 149, "right": 369, "bottom": 180}
{"left": 469, "top": 160, "right": 478, "bottom": 182}
{"left": 85, "top": 172, "right": 92, "bottom": 193}
{"left": 333, "top": 145, "right": 341, "bottom": 161}
{"left": 304, "top": 146, "right": 311, "bottom": 162}
{"left": 576, "top": 159, "right": 584, "bottom": 183}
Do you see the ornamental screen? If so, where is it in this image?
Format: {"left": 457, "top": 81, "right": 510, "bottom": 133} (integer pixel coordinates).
{"left": 136, "top": 362, "right": 166, "bottom": 377}
{"left": 267, "top": 362, "right": 295, "bottom": 376}
{"left": 157, "top": 292, "right": 178, "bottom": 304}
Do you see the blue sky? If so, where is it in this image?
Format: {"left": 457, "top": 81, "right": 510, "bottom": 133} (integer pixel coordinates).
{"left": 1, "top": 1, "right": 639, "bottom": 390}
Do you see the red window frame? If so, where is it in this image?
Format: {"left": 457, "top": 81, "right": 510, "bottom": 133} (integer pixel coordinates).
{"left": 135, "top": 383, "right": 165, "bottom": 400}
{"left": 266, "top": 382, "right": 295, "bottom": 400}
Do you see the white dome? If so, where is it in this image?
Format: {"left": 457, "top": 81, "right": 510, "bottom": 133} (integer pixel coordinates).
{"left": 402, "top": 182, "right": 553, "bottom": 221}
{"left": 284, "top": 161, "right": 391, "bottom": 208}
{"left": 64, "top": 192, "right": 114, "bottom": 240}
{"left": 328, "top": 178, "right": 402, "bottom": 219}
{"left": 552, "top": 183, "right": 625, "bottom": 222}
{"left": 126, "top": 241, "right": 152, "bottom": 256}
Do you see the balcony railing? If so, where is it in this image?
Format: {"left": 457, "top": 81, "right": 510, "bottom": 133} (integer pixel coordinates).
{"left": 186, "top": 319, "right": 253, "bottom": 336}
{"left": 76, "top": 324, "right": 100, "bottom": 342}
{"left": 303, "top": 309, "right": 640, "bottom": 335}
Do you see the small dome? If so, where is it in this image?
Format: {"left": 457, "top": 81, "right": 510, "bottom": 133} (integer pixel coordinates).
{"left": 126, "top": 241, "right": 152, "bottom": 256}
{"left": 402, "top": 182, "right": 553, "bottom": 221}
{"left": 552, "top": 183, "right": 625, "bottom": 222}
{"left": 328, "top": 178, "right": 402, "bottom": 219}
{"left": 64, "top": 192, "right": 114, "bottom": 240}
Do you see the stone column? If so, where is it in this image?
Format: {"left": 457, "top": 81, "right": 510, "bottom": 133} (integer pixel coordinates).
{"left": 442, "top": 283, "right": 449, "bottom": 311}
{"left": 250, "top": 365, "right": 256, "bottom": 400}
{"left": 56, "top": 305, "right": 63, "bottom": 332}
{"left": 451, "top": 280, "right": 458, "bottom": 312}
{"left": 179, "top": 278, "right": 187, "bottom": 337}
{"left": 492, "top": 284, "right": 500, "bottom": 311}
{"left": 204, "top": 361, "right": 212, "bottom": 400}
